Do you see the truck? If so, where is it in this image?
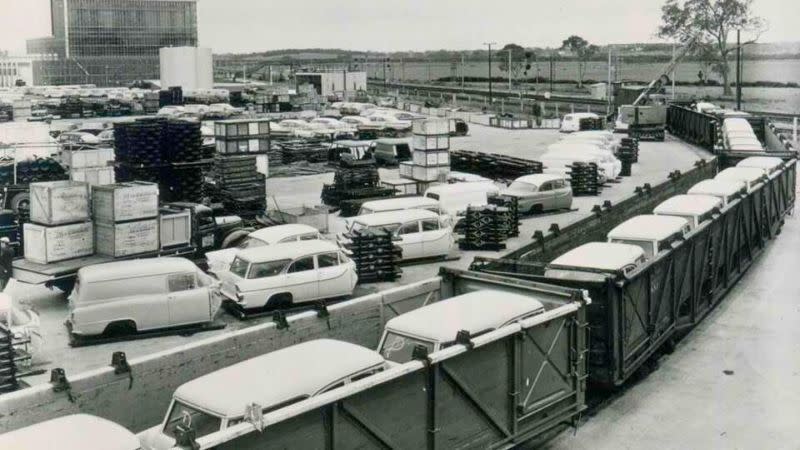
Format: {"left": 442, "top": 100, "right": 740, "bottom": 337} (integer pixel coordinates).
{"left": 619, "top": 104, "right": 668, "bottom": 141}
{"left": 11, "top": 202, "right": 255, "bottom": 293}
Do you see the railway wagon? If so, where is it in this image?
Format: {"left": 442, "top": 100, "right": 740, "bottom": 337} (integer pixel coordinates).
{"left": 167, "top": 269, "right": 589, "bottom": 450}
{"left": 471, "top": 158, "right": 796, "bottom": 387}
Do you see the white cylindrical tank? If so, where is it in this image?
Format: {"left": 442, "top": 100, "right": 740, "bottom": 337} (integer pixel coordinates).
{"left": 159, "top": 47, "right": 213, "bottom": 91}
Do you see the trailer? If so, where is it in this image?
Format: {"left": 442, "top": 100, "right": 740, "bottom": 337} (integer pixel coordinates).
{"left": 471, "top": 157, "right": 796, "bottom": 388}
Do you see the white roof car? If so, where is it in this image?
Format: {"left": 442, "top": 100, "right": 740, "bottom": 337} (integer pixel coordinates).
{"left": 715, "top": 167, "right": 766, "bottom": 191}
{"left": 173, "top": 339, "right": 384, "bottom": 418}
{"left": 78, "top": 257, "right": 199, "bottom": 283}
{"left": 0, "top": 414, "right": 139, "bottom": 450}
{"left": 380, "top": 290, "right": 544, "bottom": 358}
{"left": 548, "top": 242, "right": 646, "bottom": 272}
{"left": 350, "top": 208, "right": 440, "bottom": 229}
{"left": 511, "top": 173, "right": 567, "bottom": 186}
{"left": 205, "top": 224, "right": 322, "bottom": 273}
{"left": 722, "top": 118, "right": 753, "bottom": 132}
{"left": 653, "top": 194, "right": 722, "bottom": 229}
{"left": 736, "top": 156, "right": 783, "bottom": 173}
{"left": 358, "top": 196, "right": 440, "bottom": 215}
{"left": 235, "top": 239, "right": 340, "bottom": 264}
{"left": 608, "top": 215, "right": 690, "bottom": 242}
{"left": 688, "top": 179, "right": 746, "bottom": 206}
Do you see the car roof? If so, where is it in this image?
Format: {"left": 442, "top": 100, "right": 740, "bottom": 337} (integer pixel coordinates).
{"left": 541, "top": 152, "right": 600, "bottom": 162}
{"left": 425, "top": 181, "right": 497, "bottom": 195}
{"left": 607, "top": 215, "right": 689, "bottom": 241}
{"left": 353, "top": 208, "right": 439, "bottom": 225}
{"left": 512, "top": 174, "right": 566, "bottom": 185}
{"left": 247, "top": 224, "right": 320, "bottom": 244}
{"left": 715, "top": 167, "right": 766, "bottom": 184}
{"left": 174, "top": 339, "right": 384, "bottom": 417}
{"left": 360, "top": 196, "right": 439, "bottom": 211}
{"left": 688, "top": 179, "right": 746, "bottom": 198}
{"left": 549, "top": 242, "right": 645, "bottom": 271}
{"left": 653, "top": 194, "right": 722, "bottom": 217}
{"left": 736, "top": 156, "right": 783, "bottom": 170}
{"left": 0, "top": 414, "right": 139, "bottom": 450}
{"left": 78, "top": 257, "right": 197, "bottom": 282}
{"left": 236, "top": 240, "right": 341, "bottom": 263}
{"left": 384, "top": 290, "right": 545, "bottom": 343}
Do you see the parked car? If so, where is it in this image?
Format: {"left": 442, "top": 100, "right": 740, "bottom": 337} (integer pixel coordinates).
{"left": 544, "top": 242, "right": 647, "bottom": 282}
{"left": 341, "top": 209, "right": 455, "bottom": 261}
{"left": 540, "top": 152, "right": 610, "bottom": 184}
{"left": 607, "top": 215, "right": 690, "bottom": 260}
{"left": 546, "top": 144, "right": 621, "bottom": 178}
{"left": 138, "top": 339, "right": 386, "bottom": 450}
{"left": 653, "top": 194, "right": 721, "bottom": 230}
{"left": 424, "top": 181, "right": 500, "bottom": 217}
{"left": 217, "top": 240, "right": 357, "bottom": 309}
{"left": 560, "top": 112, "right": 601, "bottom": 132}
{"left": 366, "top": 114, "right": 412, "bottom": 132}
{"left": 377, "top": 290, "right": 545, "bottom": 364}
{"left": 0, "top": 414, "right": 140, "bottom": 450}
{"left": 340, "top": 115, "right": 381, "bottom": 131}
{"left": 714, "top": 167, "right": 767, "bottom": 193}
{"left": 67, "top": 258, "right": 220, "bottom": 337}
{"left": 372, "top": 137, "right": 412, "bottom": 166}
{"left": 358, "top": 196, "right": 441, "bottom": 216}
{"left": 205, "top": 224, "right": 323, "bottom": 275}
{"left": 500, "top": 174, "right": 573, "bottom": 214}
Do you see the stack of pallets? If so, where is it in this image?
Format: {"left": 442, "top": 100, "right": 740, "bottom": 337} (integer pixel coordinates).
{"left": 617, "top": 137, "right": 639, "bottom": 177}
{"left": 487, "top": 194, "right": 520, "bottom": 237}
{"left": 458, "top": 205, "right": 513, "bottom": 251}
{"left": 276, "top": 139, "right": 330, "bottom": 164}
{"left": 321, "top": 160, "right": 393, "bottom": 207}
{"left": 450, "top": 150, "right": 542, "bottom": 182}
{"left": 569, "top": 162, "right": 601, "bottom": 196}
{"left": 212, "top": 154, "right": 266, "bottom": 217}
{"left": 341, "top": 228, "right": 402, "bottom": 283}
{"left": 0, "top": 324, "right": 19, "bottom": 394}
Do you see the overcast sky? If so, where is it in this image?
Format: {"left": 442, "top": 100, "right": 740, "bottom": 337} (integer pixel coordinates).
{"left": 1, "top": 0, "right": 797, "bottom": 54}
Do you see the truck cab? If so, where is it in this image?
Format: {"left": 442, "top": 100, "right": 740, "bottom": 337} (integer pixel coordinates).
{"left": 163, "top": 202, "right": 247, "bottom": 256}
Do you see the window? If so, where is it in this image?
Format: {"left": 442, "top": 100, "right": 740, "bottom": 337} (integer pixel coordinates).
{"left": 421, "top": 219, "right": 439, "bottom": 231}
{"left": 163, "top": 401, "right": 222, "bottom": 440}
{"left": 238, "top": 123, "right": 249, "bottom": 136}
{"left": 317, "top": 252, "right": 340, "bottom": 268}
{"left": 248, "top": 260, "right": 289, "bottom": 279}
{"left": 398, "top": 221, "right": 420, "bottom": 235}
{"left": 539, "top": 182, "right": 553, "bottom": 192}
{"left": 351, "top": 369, "right": 382, "bottom": 382}
{"left": 288, "top": 256, "right": 315, "bottom": 273}
{"left": 379, "top": 332, "right": 436, "bottom": 364}
{"left": 236, "top": 237, "right": 267, "bottom": 249}
{"left": 168, "top": 273, "right": 196, "bottom": 292}
{"left": 226, "top": 124, "right": 238, "bottom": 137}
{"left": 229, "top": 258, "right": 250, "bottom": 278}
{"left": 426, "top": 193, "right": 440, "bottom": 200}
{"left": 508, "top": 181, "right": 536, "bottom": 192}
{"left": 318, "top": 381, "right": 345, "bottom": 394}
{"left": 553, "top": 180, "right": 566, "bottom": 189}
{"left": 300, "top": 233, "right": 319, "bottom": 241}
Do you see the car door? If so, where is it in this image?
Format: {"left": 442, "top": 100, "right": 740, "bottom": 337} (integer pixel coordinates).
{"left": 420, "top": 218, "right": 451, "bottom": 258}
{"left": 396, "top": 220, "right": 423, "bottom": 259}
{"left": 167, "top": 272, "right": 211, "bottom": 326}
{"left": 551, "top": 179, "right": 573, "bottom": 209}
{"left": 316, "top": 251, "right": 351, "bottom": 298}
{"left": 284, "top": 256, "right": 319, "bottom": 303}
{"left": 537, "top": 181, "right": 555, "bottom": 210}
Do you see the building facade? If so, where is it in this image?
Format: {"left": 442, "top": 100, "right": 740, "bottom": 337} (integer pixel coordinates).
{"left": 27, "top": 0, "right": 198, "bottom": 86}
{"left": 0, "top": 55, "right": 37, "bottom": 88}
{"left": 295, "top": 71, "right": 367, "bottom": 97}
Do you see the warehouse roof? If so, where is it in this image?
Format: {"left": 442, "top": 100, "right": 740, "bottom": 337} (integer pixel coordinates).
{"left": 653, "top": 194, "right": 722, "bottom": 218}
{"left": 607, "top": 215, "right": 689, "bottom": 242}
{"left": 0, "top": 414, "right": 139, "bottom": 450}
{"left": 549, "top": 242, "right": 645, "bottom": 271}
{"left": 237, "top": 240, "right": 341, "bottom": 263}
{"left": 174, "top": 340, "right": 384, "bottom": 417}
{"left": 384, "top": 290, "right": 544, "bottom": 343}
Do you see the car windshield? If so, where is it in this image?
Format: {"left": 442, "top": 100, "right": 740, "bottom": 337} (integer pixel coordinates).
{"left": 163, "top": 401, "right": 222, "bottom": 440}
{"left": 351, "top": 222, "right": 401, "bottom": 234}
{"left": 508, "top": 181, "right": 537, "bottom": 191}
{"left": 236, "top": 237, "right": 267, "bottom": 249}
{"left": 380, "top": 332, "right": 436, "bottom": 364}
{"left": 229, "top": 257, "right": 250, "bottom": 278}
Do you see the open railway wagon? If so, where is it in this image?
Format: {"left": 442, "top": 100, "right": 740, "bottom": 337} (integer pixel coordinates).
{"left": 471, "top": 157, "right": 796, "bottom": 388}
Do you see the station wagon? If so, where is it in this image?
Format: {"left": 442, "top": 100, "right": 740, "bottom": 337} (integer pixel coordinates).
{"left": 0, "top": 414, "right": 140, "bottom": 450}
{"left": 653, "top": 194, "right": 722, "bottom": 230}
{"left": 378, "top": 290, "right": 545, "bottom": 364}
{"left": 139, "top": 339, "right": 385, "bottom": 450}
{"left": 205, "top": 224, "right": 323, "bottom": 274}
{"left": 68, "top": 258, "right": 220, "bottom": 337}
{"left": 217, "top": 240, "right": 357, "bottom": 309}
{"left": 687, "top": 179, "right": 746, "bottom": 207}
{"left": 545, "top": 242, "right": 647, "bottom": 282}
{"left": 343, "top": 209, "right": 455, "bottom": 260}
{"left": 607, "top": 215, "right": 691, "bottom": 260}
{"left": 501, "top": 174, "right": 572, "bottom": 214}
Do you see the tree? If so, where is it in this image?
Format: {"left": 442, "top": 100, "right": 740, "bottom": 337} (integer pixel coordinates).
{"left": 658, "top": 0, "right": 766, "bottom": 95}
{"left": 497, "top": 44, "right": 527, "bottom": 84}
{"left": 560, "top": 35, "right": 599, "bottom": 87}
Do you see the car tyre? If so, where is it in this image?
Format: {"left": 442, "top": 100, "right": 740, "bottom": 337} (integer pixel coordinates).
{"left": 103, "top": 320, "right": 137, "bottom": 336}
{"left": 529, "top": 204, "right": 544, "bottom": 215}
{"left": 267, "top": 293, "right": 293, "bottom": 309}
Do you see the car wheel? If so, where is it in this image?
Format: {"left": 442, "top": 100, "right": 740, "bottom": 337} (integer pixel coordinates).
{"left": 529, "top": 204, "right": 544, "bottom": 215}
{"left": 267, "top": 293, "right": 293, "bottom": 309}
{"left": 103, "top": 320, "right": 137, "bottom": 336}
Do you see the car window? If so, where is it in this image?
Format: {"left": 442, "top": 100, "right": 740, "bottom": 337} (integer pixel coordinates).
{"left": 539, "top": 182, "right": 553, "bottom": 192}
{"left": 163, "top": 401, "right": 222, "bottom": 440}
{"left": 421, "top": 218, "right": 439, "bottom": 231}
{"left": 300, "top": 233, "right": 319, "bottom": 241}
{"left": 288, "top": 256, "right": 315, "bottom": 273}
{"left": 553, "top": 180, "right": 565, "bottom": 189}
{"left": 229, "top": 257, "right": 250, "bottom": 278}
{"left": 380, "top": 332, "right": 436, "bottom": 364}
{"left": 248, "top": 260, "right": 290, "bottom": 279}
{"left": 277, "top": 235, "right": 298, "bottom": 243}
{"left": 237, "top": 237, "right": 267, "bottom": 249}
{"left": 317, "top": 252, "right": 340, "bottom": 268}
{"left": 168, "top": 273, "right": 197, "bottom": 292}
{"left": 398, "top": 221, "right": 420, "bottom": 235}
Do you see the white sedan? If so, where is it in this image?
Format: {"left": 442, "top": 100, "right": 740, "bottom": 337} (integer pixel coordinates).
{"left": 341, "top": 209, "right": 455, "bottom": 260}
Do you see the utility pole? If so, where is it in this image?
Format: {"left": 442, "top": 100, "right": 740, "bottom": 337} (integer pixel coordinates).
{"left": 484, "top": 42, "right": 496, "bottom": 106}
{"left": 736, "top": 29, "right": 742, "bottom": 110}
{"left": 461, "top": 53, "right": 465, "bottom": 91}
{"left": 549, "top": 53, "right": 554, "bottom": 92}
{"left": 671, "top": 44, "right": 676, "bottom": 100}
{"left": 507, "top": 49, "right": 512, "bottom": 90}
{"left": 607, "top": 46, "right": 612, "bottom": 115}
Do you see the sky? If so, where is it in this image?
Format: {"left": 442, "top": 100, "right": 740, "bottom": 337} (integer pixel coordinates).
{"left": 0, "top": 0, "right": 797, "bottom": 54}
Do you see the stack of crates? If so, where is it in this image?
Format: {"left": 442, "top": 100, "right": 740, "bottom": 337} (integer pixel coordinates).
{"left": 458, "top": 205, "right": 513, "bottom": 251}
{"left": 341, "top": 228, "right": 402, "bottom": 283}
{"left": 211, "top": 118, "right": 270, "bottom": 217}
{"left": 569, "top": 162, "right": 601, "bottom": 196}
{"left": 23, "top": 181, "right": 93, "bottom": 265}
{"left": 64, "top": 147, "right": 115, "bottom": 187}
{"left": 399, "top": 118, "right": 450, "bottom": 182}
{"left": 617, "top": 137, "right": 639, "bottom": 177}
{"left": 92, "top": 182, "right": 161, "bottom": 258}
{"left": 0, "top": 323, "right": 18, "bottom": 393}
{"left": 487, "top": 195, "right": 520, "bottom": 237}
{"left": 143, "top": 92, "right": 160, "bottom": 114}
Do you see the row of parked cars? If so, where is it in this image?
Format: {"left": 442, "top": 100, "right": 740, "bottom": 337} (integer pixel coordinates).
{"left": 543, "top": 129, "right": 623, "bottom": 183}
{"left": 2, "top": 286, "right": 549, "bottom": 450}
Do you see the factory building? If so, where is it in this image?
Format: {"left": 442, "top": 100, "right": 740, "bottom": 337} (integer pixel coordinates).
{"left": 295, "top": 71, "right": 367, "bottom": 97}
{"left": 0, "top": 54, "right": 36, "bottom": 88}
{"left": 26, "top": 0, "right": 198, "bottom": 86}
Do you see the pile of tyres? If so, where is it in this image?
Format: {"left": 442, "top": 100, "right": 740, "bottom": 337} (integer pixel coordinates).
{"left": 569, "top": 162, "right": 601, "bottom": 196}
{"left": 340, "top": 228, "right": 402, "bottom": 283}
{"left": 0, "top": 324, "right": 18, "bottom": 393}
{"left": 114, "top": 118, "right": 208, "bottom": 203}
{"left": 450, "top": 150, "right": 543, "bottom": 182}
{"left": 617, "top": 137, "right": 640, "bottom": 176}
{"left": 321, "top": 160, "right": 393, "bottom": 207}
{"left": 458, "top": 204, "right": 515, "bottom": 250}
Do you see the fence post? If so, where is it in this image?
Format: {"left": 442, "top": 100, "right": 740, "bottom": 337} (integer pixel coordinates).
{"left": 794, "top": 117, "right": 798, "bottom": 144}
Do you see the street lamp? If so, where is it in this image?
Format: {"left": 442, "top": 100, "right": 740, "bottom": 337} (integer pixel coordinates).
{"left": 483, "top": 42, "right": 496, "bottom": 107}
